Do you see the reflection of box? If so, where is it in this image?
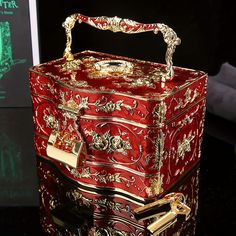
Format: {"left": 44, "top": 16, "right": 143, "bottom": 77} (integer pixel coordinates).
{"left": 37, "top": 157, "right": 199, "bottom": 235}
{"left": 0, "top": 108, "right": 38, "bottom": 206}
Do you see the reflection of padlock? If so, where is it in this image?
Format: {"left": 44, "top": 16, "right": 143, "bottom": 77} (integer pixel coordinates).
{"left": 134, "top": 193, "right": 191, "bottom": 235}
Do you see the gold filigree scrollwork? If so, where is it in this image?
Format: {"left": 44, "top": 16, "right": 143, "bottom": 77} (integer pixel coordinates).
{"left": 153, "top": 101, "right": 167, "bottom": 127}
{"left": 70, "top": 72, "right": 89, "bottom": 87}
{"left": 49, "top": 198, "right": 59, "bottom": 211}
{"left": 174, "top": 88, "right": 199, "bottom": 111}
{"left": 60, "top": 59, "right": 82, "bottom": 71}
{"left": 130, "top": 77, "right": 156, "bottom": 88}
{"left": 94, "top": 227, "right": 127, "bottom": 236}
{"left": 66, "top": 189, "right": 93, "bottom": 207}
{"left": 95, "top": 198, "right": 135, "bottom": 218}
{"left": 155, "top": 130, "right": 165, "bottom": 168}
{"left": 41, "top": 216, "right": 63, "bottom": 236}
{"left": 89, "top": 16, "right": 123, "bottom": 32}
{"left": 95, "top": 97, "right": 137, "bottom": 113}
{"left": 59, "top": 93, "right": 89, "bottom": 115}
{"left": 43, "top": 114, "right": 59, "bottom": 130}
{"left": 95, "top": 198, "right": 122, "bottom": 211}
{"left": 172, "top": 105, "right": 200, "bottom": 128}
{"left": 146, "top": 176, "right": 164, "bottom": 197}
{"left": 112, "top": 77, "right": 156, "bottom": 88}
{"left": 86, "top": 130, "right": 132, "bottom": 155}
{"left": 177, "top": 131, "right": 195, "bottom": 159}
{"left": 38, "top": 166, "right": 61, "bottom": 216}
{"left": 70, "top": 167, "right": 91, "bottom": 178}
{"left": 38, "top": 82, "right": 55, "bottom": 95}
{"left": 66, "top": 189, "right": 133, "bottom": 219}
{"left": 146, "top": 130, "right": 165, "bottom": 197}
{"left": 68, "top": 166, "right": 135, "bottom": 187}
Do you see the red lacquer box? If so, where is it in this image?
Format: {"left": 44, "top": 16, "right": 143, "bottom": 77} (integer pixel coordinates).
{"left": 29, "top": 13, "right": 207, "bottom": 234}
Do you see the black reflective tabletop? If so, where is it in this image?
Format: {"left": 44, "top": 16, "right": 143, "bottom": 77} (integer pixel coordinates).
{"left": 0, "top": 108, "right": 236, "bottom": 235}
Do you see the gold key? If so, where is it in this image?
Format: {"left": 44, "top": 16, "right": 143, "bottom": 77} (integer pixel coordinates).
{"left": 147, "top": 200, "right": 191, "bottom": 235}
{"left": 134, "top": 193, "right": 191, "bottom": 235}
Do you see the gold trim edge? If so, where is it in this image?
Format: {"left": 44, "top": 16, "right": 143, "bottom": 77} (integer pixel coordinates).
{"left": 29, "top": 50, "right": 207, "bottom": 102}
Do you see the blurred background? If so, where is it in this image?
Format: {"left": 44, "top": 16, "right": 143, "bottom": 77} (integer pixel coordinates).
{"left": 1, "top": 0, "right": 236, "bottom": 235}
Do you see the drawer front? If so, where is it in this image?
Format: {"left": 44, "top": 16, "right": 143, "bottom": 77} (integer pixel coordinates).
{"left": 31, "top": 94, "right": 205, "bottom": 199}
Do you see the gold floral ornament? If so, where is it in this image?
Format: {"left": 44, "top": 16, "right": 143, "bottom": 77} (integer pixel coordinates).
{"left": 177, "top": 131, "right": 196, "bottom": 159}
{"left": 95, "top": 97, "right": 137, "bottom": 113}
{"left": 59, "top": 93, "right": 89, "bottom": 115}
{"left": 67, "top": 166, "right": 135, "bottom": 187}
{"left": 87, "top": 130, "right": 132, "bottom": 155}
{"left": 174, "top": 88, "right": 199, "bottom": 111}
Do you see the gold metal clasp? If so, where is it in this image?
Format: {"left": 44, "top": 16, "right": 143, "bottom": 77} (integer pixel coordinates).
{"left": 45, "top": 96, "right": 88, "bottom": 168}
{"left": 46, "top": 130, "right": 86, "bottom": 168}
{"left": 134, "top": 193, "right": 191, "bottom": 235}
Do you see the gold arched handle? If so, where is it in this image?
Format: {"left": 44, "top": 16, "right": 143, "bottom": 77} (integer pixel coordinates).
{"left": 62, "top": 13, "right": 181, "bottom": 81}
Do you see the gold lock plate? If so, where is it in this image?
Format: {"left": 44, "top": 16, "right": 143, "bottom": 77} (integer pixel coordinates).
{"left": 46, "top": 130, "right": 85, "bottom": 168}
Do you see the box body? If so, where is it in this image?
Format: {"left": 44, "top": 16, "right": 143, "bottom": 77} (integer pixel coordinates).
{"left": 30, "top": 50, "right": 207, "bottom": 203}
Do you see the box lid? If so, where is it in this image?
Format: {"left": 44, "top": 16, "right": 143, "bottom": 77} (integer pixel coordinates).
{"left": 30, "top": 50, "right": 206, "bottom": 101}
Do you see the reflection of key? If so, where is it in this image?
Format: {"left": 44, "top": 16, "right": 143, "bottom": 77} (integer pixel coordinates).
{"left": 148, "top": 200, "right": 191, "bottom": 235}
{"left": 134, "top": 192, "right": 185, "bottom": 219}
{"left": 134, "top": 193, "right": 191, "bottom": 235}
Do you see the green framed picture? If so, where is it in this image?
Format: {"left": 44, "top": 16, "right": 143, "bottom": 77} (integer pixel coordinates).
{"left": 0, "top": 0, "right": 40, "bottom": 106}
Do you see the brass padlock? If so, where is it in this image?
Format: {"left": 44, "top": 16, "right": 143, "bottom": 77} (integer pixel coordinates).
{"left": 46, "top": 101, "right": 87, "bottom": 168}
{"left": 46, "top": 130, "right": 86, "bottom": 168}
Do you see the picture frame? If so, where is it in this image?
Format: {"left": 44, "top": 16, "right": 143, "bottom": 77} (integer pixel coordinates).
{"left": 0, "top": 0, "right": 40, "bottom": 106}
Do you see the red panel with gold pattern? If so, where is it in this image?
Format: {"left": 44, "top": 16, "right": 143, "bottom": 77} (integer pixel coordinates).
{"left": 30, "top": 50, "right": 207, "bottom": 202}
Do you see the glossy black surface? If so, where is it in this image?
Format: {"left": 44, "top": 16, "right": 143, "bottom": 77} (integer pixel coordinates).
{"left": 0, "top": 109, "right": 236, "bottom": 235}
